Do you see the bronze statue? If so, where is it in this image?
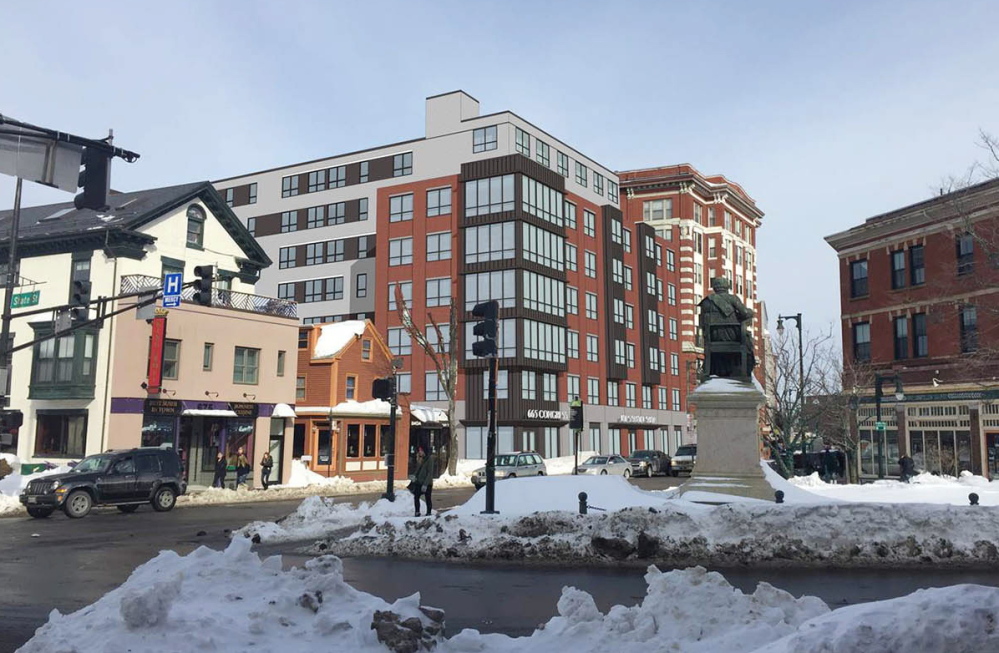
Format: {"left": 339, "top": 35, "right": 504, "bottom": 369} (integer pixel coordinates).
{"left": 698, "top": 277, "right": 756, "bottom": 380}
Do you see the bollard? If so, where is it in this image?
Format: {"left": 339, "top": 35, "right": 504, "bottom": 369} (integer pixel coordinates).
{"left": 775, "top": 490, "right": 785, "bottom": 504}
{"left": 970, "top": 493, "right": 980, "bottom": 506}
{"left": 578, "top": 491, "right": 588, "bottom": 515}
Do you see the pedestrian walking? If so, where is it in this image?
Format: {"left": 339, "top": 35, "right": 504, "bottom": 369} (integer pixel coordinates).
{"left": 820, "top": 445, "right": 838, "bottom": 483}
{"left": 899, "top": 454, "right": 916, "bottom": 483}
{"left": 260, "top": 451, "right": 274, "bottom": 489}
{"left": 411, "top": 447, "right": 435, "bottom": 517}
{"left": 212, "top": 451, "right": 227, "bottom": 489}
{"left": 232, "top": 447, "right": 251, "bottom": 487}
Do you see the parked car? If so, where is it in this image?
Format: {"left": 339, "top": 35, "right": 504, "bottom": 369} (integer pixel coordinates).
{"left": 576, "top": 454, "right": 632, "bottom": 477}
{"left": 20, "top": 447, "right": 187, "bottom": 519}
{"left": 671, "top": 445, "right": 697, "bottom": 476}
{"left": 628, "top": 450, "right": 672, "bottom": 477}
{"left": 470, "top": 452, "right": 546, "bottom": 489}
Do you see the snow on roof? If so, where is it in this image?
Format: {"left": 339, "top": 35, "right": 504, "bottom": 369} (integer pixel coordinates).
{"left": 313, "top": 320, "right": 368, "bottom": 359}
{"left": 410, "top": 405, "right": 448, "bottom": 424}
{"left": 694, "top": 375, "right": 766, "bottom": 395}
{"left": 328, "top": 399, "right": 393, "bottom": 418}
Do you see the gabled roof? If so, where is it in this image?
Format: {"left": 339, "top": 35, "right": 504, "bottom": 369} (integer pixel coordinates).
{"left": 0, "top": 181, "right": 270, "bottom": 267}
{"left": 313, "top": 320, "right": 368, "bottom": 359}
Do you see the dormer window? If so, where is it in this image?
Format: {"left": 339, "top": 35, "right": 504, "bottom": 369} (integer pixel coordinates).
{"left": 186, "top": 205, "right": 206, "bottom": 248}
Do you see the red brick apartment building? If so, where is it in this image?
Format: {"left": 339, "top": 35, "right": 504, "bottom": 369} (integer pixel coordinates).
{"left": 215, "top": 91, "right": 766, "bottom": 462}
{"left": 826, "top": 177, "right": 999, "bottom": 478}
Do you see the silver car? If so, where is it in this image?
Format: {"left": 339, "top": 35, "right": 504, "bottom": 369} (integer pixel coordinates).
{"left": 471, "top": 452, "right": 547, "bottom": 489}
{"left": 575, "top": 454, "right": 632, "bottom": 478}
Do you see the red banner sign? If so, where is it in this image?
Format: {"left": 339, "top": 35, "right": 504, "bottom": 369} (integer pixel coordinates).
{"left": 147, "top": 315, "right": 167, "bottom": 394}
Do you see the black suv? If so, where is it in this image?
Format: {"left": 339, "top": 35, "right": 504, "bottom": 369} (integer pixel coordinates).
{"left": 20, "top": 447, "right": 187, "bottom": 519}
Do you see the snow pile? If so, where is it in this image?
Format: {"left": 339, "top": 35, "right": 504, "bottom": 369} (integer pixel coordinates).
{"left": 236, "top": 495, "right": 417, "bottom": 543}
{"left": 0, "top": 461, "right": 74, "bottom": 517}
{"left": 20, "top": 537, "right": 999, "bottom": 652}
{"left": 789, "top": 469, "right": 999, "bottom": 505}
{"left": 19, "top": 537, "right": 443, "bottom": 653}
{"left": 452, "top": 475, "right": 666, "bottom": 516}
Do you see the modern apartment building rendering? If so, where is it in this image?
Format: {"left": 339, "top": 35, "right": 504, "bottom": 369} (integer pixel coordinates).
{"left": 215, "top": 91, "right": 765, "bottom": 463}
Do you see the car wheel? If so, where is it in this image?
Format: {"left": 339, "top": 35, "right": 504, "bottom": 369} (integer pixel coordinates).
{"left": 646, "top": 466, "right": 653, "bottom": 478}
{"left": 671, "top": 470, "right": 679, "bottom": 477}
{"left": 27, "top": 507, "right": 54, "bottom": 519}
{"left": 623, "top": 469, "right": 631, "bottom": 479}
{"left": 63, "top": 490, "right": 92, "bottom": 519}
{"left": 117, "top": 504, "right": 139, "bottom": 513}
{"left": 600, "top": 469, "right": 608, "bottom": 475}
{"left": 537, "top": 471, "right": 545, "bottom": 476}
{"left": 507, "top": 473, "right": 516, "bottom": 479}
{"left": 152, "top": 486, "right": 177, "bottom": 512}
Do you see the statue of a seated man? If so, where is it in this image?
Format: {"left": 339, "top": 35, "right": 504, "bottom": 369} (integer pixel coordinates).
{"left": 698, "top": 277, "right": 756, "bottom": 380}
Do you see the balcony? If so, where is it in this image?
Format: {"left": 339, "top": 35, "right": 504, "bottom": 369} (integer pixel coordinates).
{"left": 120, "top": 275, "right": 297, "bottom": 319}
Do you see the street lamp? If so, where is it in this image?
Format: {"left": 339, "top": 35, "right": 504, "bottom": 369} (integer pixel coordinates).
{"left": 874, "top": 373, "right": 904, "bottom": 479}
{"left": 776, "top": 313, "right": 805, "bottom": 465}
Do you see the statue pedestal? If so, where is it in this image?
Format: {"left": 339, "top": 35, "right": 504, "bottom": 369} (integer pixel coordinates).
{"left": 675, "top": 376, "right": 776, "bottom": 504}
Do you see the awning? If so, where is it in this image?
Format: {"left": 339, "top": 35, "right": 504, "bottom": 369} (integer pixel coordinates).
{"left": 410, "top": 405, "right": 448, "bottom": 427}
{"left": 272, "top": 403, "right": 297, "bottom": 418}
{"left": 182, "top": 409, "right": 238, "bottom": 417}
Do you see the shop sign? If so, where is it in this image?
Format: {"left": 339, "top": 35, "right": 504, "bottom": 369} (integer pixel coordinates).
{"left": 229, "top": 402, "right": 259, "bottom": 418}
{"left": 144, "top": 398, "right": 181, "bottom": 416}
{"left": 526, "top": 409, "right": 568, "bottom": 420}
{"left": 618, "top": 415, "right": 657, "bottom": 424}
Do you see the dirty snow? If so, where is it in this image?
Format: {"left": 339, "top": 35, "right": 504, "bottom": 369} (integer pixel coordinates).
{"left": 19, "top": 537, "right": 999, "bottom": 653}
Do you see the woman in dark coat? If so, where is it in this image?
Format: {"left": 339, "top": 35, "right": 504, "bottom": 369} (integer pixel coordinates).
{"left": 212, "top": 451, "right": 227, "bottom": 488}
{"left": 412, "top": 448, "right": 436, "bottom": 517}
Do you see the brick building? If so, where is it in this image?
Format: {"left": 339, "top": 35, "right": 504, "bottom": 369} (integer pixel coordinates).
{"left": 215, "top": 92, "right": 766, "bottom": 462}
{"left": 825, "top": 177, "right": 999, "bottom": 478}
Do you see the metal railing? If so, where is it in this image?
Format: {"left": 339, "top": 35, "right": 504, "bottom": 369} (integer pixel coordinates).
{"left": 119, "top": 274, "right": 297, "bottom": 319}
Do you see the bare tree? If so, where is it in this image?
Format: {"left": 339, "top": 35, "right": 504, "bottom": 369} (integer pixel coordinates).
{"left": 394, "top": 285, "right": 461, "bottom": 475}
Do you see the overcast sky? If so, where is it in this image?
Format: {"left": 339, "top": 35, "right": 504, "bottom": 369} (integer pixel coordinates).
{"left": 2, "top": 0, "right": 998, "bottom": 346}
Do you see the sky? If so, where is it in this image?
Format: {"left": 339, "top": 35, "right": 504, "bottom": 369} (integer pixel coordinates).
{"left": 3, "top": 0, "right": 998, "bottom": 347}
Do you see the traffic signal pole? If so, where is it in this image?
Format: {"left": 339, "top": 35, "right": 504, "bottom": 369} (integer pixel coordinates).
{"left": 0, "top": 177, "right": 23, "bottom": 405}
{"left": 384, "top": 375, "right": 397, "bottom": 502}
{"left": 484, "top": 351, "right": 498, "bottom": 514}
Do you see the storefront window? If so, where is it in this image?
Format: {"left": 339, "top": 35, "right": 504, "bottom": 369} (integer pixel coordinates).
{"left": 380, "top": 425, "right": 392, "bottom": 456}
{"left": 141, "top": 415, "right": 176, "bottom": 448}
{"left": 363, "top": 425, "right": 377, "bottom": 457}
{"left": 317, "top": 428, "right": 332, "bottom": 465}
{"left": 346, "top": 424, "right": 360, "bottom": 458}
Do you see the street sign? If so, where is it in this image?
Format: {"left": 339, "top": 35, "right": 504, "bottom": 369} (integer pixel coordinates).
{"left": 11, "top": 290, "right": 39, "bottom": 308}
{"left": 875, "top": 421, "right": 886, "bottom": 431}
{"left": 162, "top": 273, "right": 182, "bottom": 308}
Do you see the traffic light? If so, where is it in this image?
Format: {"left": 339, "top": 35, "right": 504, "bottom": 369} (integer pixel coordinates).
{"left": 471, "top": 300, "right": 498, "bottom": 358}
{"left": 193, "top": 265, "right": 214, "bottom": 306}
{"left": 70, "top": 280, "right": 92, "bottom": 322}
{"left": 372, "top": 377, "right": 395, "bottom": 401}
{"left": 73, "top": 147, "right": 111, "bottom": 211}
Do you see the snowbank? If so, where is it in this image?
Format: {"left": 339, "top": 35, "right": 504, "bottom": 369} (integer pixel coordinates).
{"left": 789, "top": 469, "right": 999, "bottom": 505}
{"left": 20, "top": 538, "right": 999, "bottom": 653}
{"left": 235, "top": 495, "right": 417, "bottom": 543}
{"left": 0, "top": 462, "right": 74, "bottom": 517}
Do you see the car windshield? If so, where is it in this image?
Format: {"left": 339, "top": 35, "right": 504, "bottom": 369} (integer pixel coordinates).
{"left": 72, "top": 454, "right": 113, "bottom": 473}
{"left": 631, "top": 451, "right": 654, "bottom": 459}
{"left": 675, "top": 446, "right": 696, "bottom": 456}
{"left": 583, "top": 456, "right": 608, "bottom": 465}
{"left": 494, "top": 454, "right": 520, "bottom": 467}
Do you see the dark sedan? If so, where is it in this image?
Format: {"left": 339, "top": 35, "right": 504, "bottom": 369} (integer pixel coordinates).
{"left": 628, "top": 449, "right": 672, "bottom": 477}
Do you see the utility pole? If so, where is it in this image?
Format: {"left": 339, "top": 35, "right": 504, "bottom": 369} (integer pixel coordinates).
{"left": 471, "top": 300, "right": 499, "bottom": 514}
{"left": 0, "top": 178, "right": 23, "bottom": 405}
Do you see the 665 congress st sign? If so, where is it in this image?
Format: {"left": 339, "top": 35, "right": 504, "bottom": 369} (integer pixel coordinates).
{"left": 526, "top": 409, "right": 568, "bottom": 420}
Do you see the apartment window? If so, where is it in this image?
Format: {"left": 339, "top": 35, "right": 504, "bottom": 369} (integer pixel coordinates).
{"left": 389, "top": 194, "right": 413, "bottom": 222}
{"left": 278, "top": 283, "right": 295, "bottom": 301}
{"left": 482, "top": 370, "right": 509, "bottom": 400}
{"left": 387, "top": 281, "right": 412, "bottom": 311}
{"left": 893, "top": 317, "right": 909, "bottom": 360}
{"left": 298, "top": 329, "right": 309, "bottom": 350}
{"left": 357, "top": 234, "right": 370, "bottom": 258}
{"left": 329, "top": 165, "right": 346, "bottom": 188}
{"left": 296, "top": 376, "right": 306, "bottom": 400}
{"left": 246, "top": 217, "right": 256, "bottom": 236}
{"left": 566, "top": 287, "right": 579, "bottom": 315}
{"left": 669, "top": 318, "right": 678, "bottom": 340}
{"left": 536, "top": 140, "right": 550, "bottom": 167}
{"left": 521, "top": 371, "right": 537, "bottom": 400}
{"left": 355, "top": 271, "right": 370, "bottom": 298}
{"left": 393, "top": 152, "right": 413, "bottom": 177}
{"left": 585, "top": 292, "right": 598, "bottom": 320}
{"left": 642, "top": 386, "right": 653, "bottom": 409}
{"left": 891, "top": 250, "right": 906, "bottom": 289}
{"left": 279, "top": 247, "right": 297, "bottom": 269}
{"left": 670, "top": 353, "right": 679, "bottom": 376}
{"left": 473, "top": 126, "right": 498, "bottom": 153}
{"left": 672, "top": 389, "right": 681, "bottom": 411}
{"left": 388, "top": 328, "right": 412, "bottom": 356}
{"left": 668, "top": 283, "right": 677, "bottom": 306}
{"left": 425, "top": 372, "right": 446, "bottom": 401}
{"left": 565, "top": 243, "right": 577, "bottom": 271}
{"left": 614, "top": 340, "right": 627, "bottom": 366}
{"left": 910, "top": 245, "right": 925, "bottom": 285}
{"left": 853, "top": 322, "right": 871, "bottom": 361}
{"left": 202, "top": 343, "right": 214, "bottom": 371}
{"left": 465, "top": 175, "right": 515, "bottom": 216}
{"left": 666, "top": 249, "right": 676, "bottom": 272}
{"left": 957, "top": 233, "right": 974, "bottom": 275}
{"left": 583, "top": 210, "right": 595, "bottom": 237}
{"left": 304, "top": 242, "right": 324, "bottom": 266}
{"left": 607, "top": 381, "right": 619, "bottom": 406}
{"left": 625, "top": 383, "right": 636, "bottom": 408}
{"left": 425, "top": 325, "right": 451, "bottom": 354}
{"left": 186, "top": 205, "right": 205, "bottom": 248}
{"left": 960, "top": 305, "right": 978, "bottom": 352}
{"left": 427, "top": 187, "right": 452, "bottom": 217}
{"left": 587, "top": 377, "right": 600, "bottom": 404}
{"left": 34, "top": 411, "right": 87, "bottom": 458}
{"left": 557, "top": 151, "right": 569, "bottom": 177}
{"left": 31, "top": 328, "right": 97, "bottom": 397}
{"left": 389, "top": 237, "right": 413, "bottom": 266}
{"left": 465, "top": 222, "right": 515, "bottom": 263}
{"left": 233, "top": 347, "right": 260, "bottom": 384}
{"left": 659, "top": 387, "right": 668, "bottom": 409}
{"left": 593, "top": 172, "right": 605, "bottom": 196}
{"left": 586, "top": 334, "right": 599, "bottom": 362}
{"left": 281, "top": 175, "right": 299, "bottom": 198}
{"left": 281, "top": 211, "right": 298, "bottom": 233}
{"left": 567, "top": 375, "right": 580, "bottom": 400}
{"left": 515, "top": 127, "right": 530, "bottom": 156}
{"left": 913, "top": 313, "right": 928, "bottom": 358}
{"left": 643, "top": 200, "right": 665, "bottom": 221}
{"left": 584, "top": 251, "right": 597, "bottom": 278}
{"left": 542, "top": 373, "right": 557, "bottom": 402}
{"left": 568, "top": 330, "right": 579, "bottom": 358}
{"left": 426, "top": 232, "right": 452, "bottom": 261}
{"left": 359, "top": 161, "right": 369, "bottom": 183}
{"left": 307, "top": 169, "right": 326, "bottom": 193}
{"left": 162, "top": 339, "right": 181, "bottom": 380}
{"left": 305, "top": 206, "right": 324, "bottom": 229}
{"left": 326, "top": 240, "right": 345, "bottom": 263}
{"left": 277, "top": 350, "right": 286, "bottom": 377}
{"left": 574, "top": 161, "right": 588, "bottom": 187}
{"left": 426, "top": 278, "right": 451, "bottom": 307}
{"left": 850, "top": 260, "right": 869, "bottom": 297}
{"left": 464, "top": 270, "right": 516, "bottom": 309}
{"left": 608, "top": 180, "right": 619, "bottom": 204}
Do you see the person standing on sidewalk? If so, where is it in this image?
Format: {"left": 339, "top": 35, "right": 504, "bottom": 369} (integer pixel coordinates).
{"left": 212, "top": 451, "right": 227, "bottom": 489}
{"left": 260, "top": 451, "right": 274, "bottom": 489}
{"left": 412, "top": 447, "right": 436, "bottom": 517}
